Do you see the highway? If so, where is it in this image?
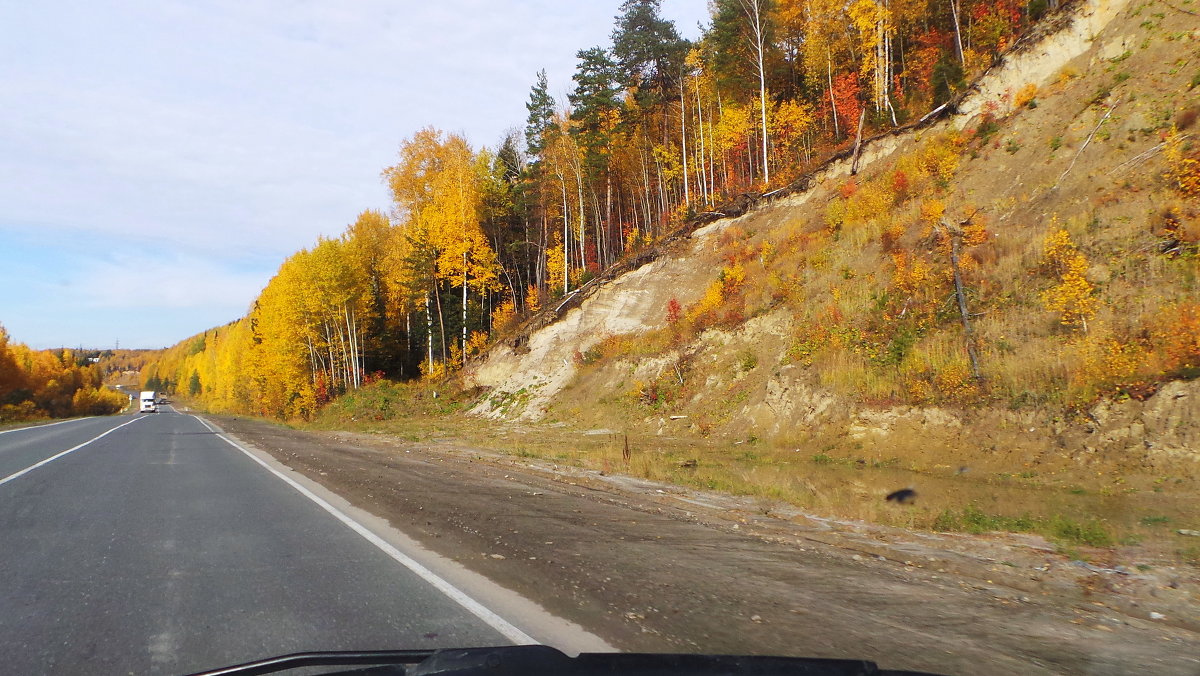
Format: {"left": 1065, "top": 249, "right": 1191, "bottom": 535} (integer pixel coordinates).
{"left": 0, "top": 409, "right": 528, "bottom": 675}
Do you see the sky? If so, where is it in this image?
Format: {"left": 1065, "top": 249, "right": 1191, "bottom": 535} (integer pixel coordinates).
{"left": 0, "top": 0, "right": 709, "bottom": 350}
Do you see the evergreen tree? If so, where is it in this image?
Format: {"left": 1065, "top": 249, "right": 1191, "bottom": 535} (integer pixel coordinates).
{"left": 611, "top": 0, "right": 688, "bottom": 106}
{"left": 525, "top": 70, "right": 557, "bottom": 159}
{"left": 569, "top": 46, "right": 622, "bottom": 180}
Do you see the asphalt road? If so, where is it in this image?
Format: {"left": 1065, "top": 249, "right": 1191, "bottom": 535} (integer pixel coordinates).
{"left": 0, "top": 410, "right": 520, "bottom": 675}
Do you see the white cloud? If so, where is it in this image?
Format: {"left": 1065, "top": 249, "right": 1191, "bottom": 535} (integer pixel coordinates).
{"left": 0, "top": 0, "right": 710, "bottom": 347}
{"left": 76, "top": 252, "right": 267, "bottom": 312}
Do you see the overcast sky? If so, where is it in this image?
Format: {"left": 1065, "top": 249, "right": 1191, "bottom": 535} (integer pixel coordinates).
{"left": 0, "top": 0, "right": 708, "bottom": 350}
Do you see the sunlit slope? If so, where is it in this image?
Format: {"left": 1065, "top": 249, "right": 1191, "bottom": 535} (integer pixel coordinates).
{"left": 466, "top": 0, "right": 1200, "bottom": 470}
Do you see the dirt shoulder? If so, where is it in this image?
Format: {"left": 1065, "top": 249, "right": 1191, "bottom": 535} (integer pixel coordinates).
{"left": 208, "top": 415, "right": 1199, "bottom": 675}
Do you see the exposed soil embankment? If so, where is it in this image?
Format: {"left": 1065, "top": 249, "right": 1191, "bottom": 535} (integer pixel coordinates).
{"left": 210, "top": 415, "right": 1200, "bottom": 675}
{"left": 460, "top": 0, "right": 1200, "bottom": 542}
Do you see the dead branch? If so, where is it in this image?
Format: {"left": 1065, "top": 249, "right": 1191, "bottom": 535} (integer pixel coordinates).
{"left": 1053, "top": 99, "right": 1121, "bottom": 189}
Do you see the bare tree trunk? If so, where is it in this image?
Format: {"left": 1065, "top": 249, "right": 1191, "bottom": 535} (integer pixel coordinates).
{"left": 424, "top": 292, "right": 433, "bottom": 373}
{"left": 827, "top": 51, "right": 840, "bottom": 138}
{"left": 949, "top": 0, "right": 966, "bottom": 65}
{"left": 324, "top": 321, "right": 337, "bottom": 389}
{"left": 433, "top": 280, "right": 447, "bottom": 366}
{"left": 560, "top": 174, "right": 570, "bottom": 292}
{"left": 739, "top": 0, "right": 770, "bottom": 184}
{"left": 851, "top": 108, "right": 868, "bottom": 175}
{"left": 942, "top": 220, "right": 981, "bottom": 380}
{"left": 680, "top": 67, "right": 690, "bottom": 207}
{"left": 343, "top": 304, "right": 357, "bottom": 388}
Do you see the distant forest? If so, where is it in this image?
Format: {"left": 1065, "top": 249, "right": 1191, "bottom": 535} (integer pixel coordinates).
{"left": 0, "top": 327, "right": 127, "bottom": 421}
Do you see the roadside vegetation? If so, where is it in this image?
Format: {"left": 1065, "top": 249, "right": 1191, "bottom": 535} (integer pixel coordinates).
{"left": 300, "top": 378, "right": 1197, "bottom": 564}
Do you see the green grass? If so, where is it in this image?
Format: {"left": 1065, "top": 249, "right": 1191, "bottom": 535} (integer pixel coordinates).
{"left": 932, "top": 505, "right": 1113, "bottom": 547}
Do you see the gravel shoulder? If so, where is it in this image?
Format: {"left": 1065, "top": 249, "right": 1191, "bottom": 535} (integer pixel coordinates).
{"left": 208, "top": 415, "right": 1199, "bottom": 675}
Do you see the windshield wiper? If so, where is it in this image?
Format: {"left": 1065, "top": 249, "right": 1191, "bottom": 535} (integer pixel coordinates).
{"left": 185, "top": 644, "right": 941, "bottom": 676}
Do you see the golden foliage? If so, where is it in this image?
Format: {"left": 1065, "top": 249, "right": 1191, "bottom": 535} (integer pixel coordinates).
{"left": 1164, "top": 127, "right": 1200, "bottom": 197}
{"left": 890, "top": 250, "right": 933, "bottom": 296}
{"left": 919, "top": 198, "right": 945, "bottom": 224}
{"left": 545, "top": 244, "right": 567, "bottom": 295}
{"left": 465, "top": 330, "right": 490, "bottom": 357}
{"left": 687, "top": 280, "right": 725, "bottom": 325}
{"left": 1013, "top": 83, "right": 1038, "bottom": 108}
{"left": 1069, "top": 330, "right": 1142, "bottom": 399}
{"left": 917, "top": 133, "right": 962, "bottom": 183}
{"left": 1039, "top": 228, "right": 1098, "bottom": 331}
{"left": 0, "top": 327, "right": 122, "bottom": 421}
{"left": 525, "top": 284, "right": 542, "bottom": 314}
{"left": 934, "top": 360, "right": 980, "bottom": 402}
{"left": 491, "top": 298, "right": 517, "bottom": 334}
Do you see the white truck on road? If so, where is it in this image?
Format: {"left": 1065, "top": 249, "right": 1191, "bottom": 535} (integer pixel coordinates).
{"left": 139, "top": 391, "right": 158, "bottom": 413}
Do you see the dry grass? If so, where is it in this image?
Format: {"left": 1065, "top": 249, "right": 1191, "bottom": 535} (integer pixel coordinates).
{"left": 315, "top": 395, "right": 1198, "bottom": 560}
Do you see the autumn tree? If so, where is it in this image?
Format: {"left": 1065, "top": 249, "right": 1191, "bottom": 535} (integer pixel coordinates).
{"left": 1040, "top": 227, "right": 1098, "bottom": 332}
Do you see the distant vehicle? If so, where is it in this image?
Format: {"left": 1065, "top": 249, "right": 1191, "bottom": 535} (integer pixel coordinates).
{"left": 139, "top": 391, "right": 157, "bottom": 413}
{"left": 157, "top": 397, "right": 168, "bottom": 405}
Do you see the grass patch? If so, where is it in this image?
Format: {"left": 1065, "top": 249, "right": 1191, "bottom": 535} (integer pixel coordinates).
{"left": 314, "top": 379, "right": 467, "bottom": 424}
{"left": 932, "top": 505, "right": 1113, "bottom": 547}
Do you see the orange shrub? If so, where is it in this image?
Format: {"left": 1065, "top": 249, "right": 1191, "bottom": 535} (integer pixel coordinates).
{"left": 1013, "top": 83, "right": 1038, "bottom": 108}
{"left": 1165, "top": 127, "right": 1200, "bottom": 197}
{"left": 1155, "top": 302, "right": 1200, "bottom": 375}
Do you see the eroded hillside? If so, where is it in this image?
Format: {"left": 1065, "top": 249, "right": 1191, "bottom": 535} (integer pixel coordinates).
{"left": 467, "top": 0, "right": 1200, "bottom": 485}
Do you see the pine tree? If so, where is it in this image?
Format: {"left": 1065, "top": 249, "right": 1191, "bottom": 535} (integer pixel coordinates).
{"left": 569, "top": 46, "right": 622, "bottom": 181}
{"left": 525, "top": 70, "right": 557, "bottom": 159}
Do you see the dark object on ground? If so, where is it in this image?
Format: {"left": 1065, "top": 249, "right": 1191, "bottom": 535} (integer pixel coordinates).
{"left": 886, "top": 488, "right": 918, "bottom": 504}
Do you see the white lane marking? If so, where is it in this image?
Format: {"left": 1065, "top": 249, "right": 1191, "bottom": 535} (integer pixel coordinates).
{"left": 0, "top": 416, "right": 95, "bottom": 436}
{"left": 194, "top": 416, "right": 537, "bottom": 646}
{"left": 0, "top": 416, "right": 147, "bottom": 486}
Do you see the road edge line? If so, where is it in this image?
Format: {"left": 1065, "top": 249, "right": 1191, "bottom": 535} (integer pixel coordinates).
{"left": 0, "top": 416, "right": 95, "bottom": 436}
{"left": 0, "top": 415, "right": 145, "bottom": 486}
{"left": 195, "top": 415, "right": 538, "bottom": 646}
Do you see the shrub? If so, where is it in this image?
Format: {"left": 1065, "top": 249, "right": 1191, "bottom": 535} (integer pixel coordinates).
{"left": 1014, "top": 83, "right": 1038, "bottom": 108}
{"left": 1155, "top": 302, "right": 1200, "bottom": 377}
{"left": 665, "top": 298, "right": 682, "bottom": 325}
{"left": 1039, "top": 228, "right": 1098, "bottom": 331}
{"left": 1164, "top": 127, "right": 1200, "bottom": 197}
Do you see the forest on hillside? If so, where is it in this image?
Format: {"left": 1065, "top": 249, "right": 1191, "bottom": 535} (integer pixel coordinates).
{"left": 144, "top": 0, "right": 1118, "bottom": 419}
{"left": 0, "top": 326, "right": 128, "bottom": 421}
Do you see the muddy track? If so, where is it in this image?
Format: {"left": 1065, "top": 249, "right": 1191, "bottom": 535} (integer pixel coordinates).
{"left": 208, "top": 415, "right": 1199, "bottom": 675}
